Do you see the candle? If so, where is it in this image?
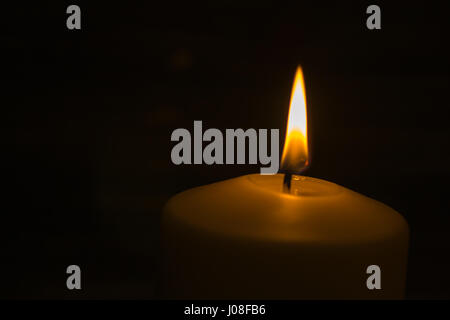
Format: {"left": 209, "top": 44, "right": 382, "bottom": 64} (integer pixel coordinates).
{"left": 160, "top": 67, "right": 409, "bottom": 299}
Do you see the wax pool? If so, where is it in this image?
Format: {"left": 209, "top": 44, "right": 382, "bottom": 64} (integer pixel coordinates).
{"left": 160, "top": 174, "right": 409, "bottom": 299}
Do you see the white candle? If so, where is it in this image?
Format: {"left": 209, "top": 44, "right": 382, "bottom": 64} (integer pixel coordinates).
{"left": 160, "top": 67, "right": 409, "bottom": 299}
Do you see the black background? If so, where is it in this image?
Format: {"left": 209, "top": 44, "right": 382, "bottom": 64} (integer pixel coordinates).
{"left": 2, "top": 1, "right": 450, "bottom": 299}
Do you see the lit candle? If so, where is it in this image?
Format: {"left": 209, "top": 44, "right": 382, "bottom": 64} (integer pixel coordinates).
{"left": 160, "top": 67, "right": 409, "bottom": 299}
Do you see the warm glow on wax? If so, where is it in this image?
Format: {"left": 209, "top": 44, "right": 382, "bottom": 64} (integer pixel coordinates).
{"left": 281, "top": 66, "right": 309, "bottom": 173}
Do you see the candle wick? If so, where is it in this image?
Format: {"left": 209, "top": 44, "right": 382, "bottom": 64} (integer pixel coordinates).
{"left": 283, "top": 173, "right": 292, "bottom": 193}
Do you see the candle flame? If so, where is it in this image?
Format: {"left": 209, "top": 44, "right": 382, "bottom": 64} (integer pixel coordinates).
{"left": 281, "top": 66, "right": 309, "bottom": 173}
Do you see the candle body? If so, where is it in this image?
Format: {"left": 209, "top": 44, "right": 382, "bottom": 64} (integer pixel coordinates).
{"left": 160, "top": 174, "right": 409, "bottom": 299}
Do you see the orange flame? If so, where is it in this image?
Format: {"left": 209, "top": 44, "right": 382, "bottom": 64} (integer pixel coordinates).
{"left": 281, "top": 66, "right": 309, "bottom": 173}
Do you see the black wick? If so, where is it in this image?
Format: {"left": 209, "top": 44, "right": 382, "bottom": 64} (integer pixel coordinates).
{"left": 283, "top": 173, "right": 292, "bottom": 193}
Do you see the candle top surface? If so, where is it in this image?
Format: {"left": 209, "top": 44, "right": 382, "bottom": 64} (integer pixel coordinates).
{"left": 163, "top": 174, "right": 408, "bottom": 245}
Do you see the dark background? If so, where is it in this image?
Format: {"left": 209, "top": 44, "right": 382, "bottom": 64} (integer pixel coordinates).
{"left": 2, "top": 1, "right": 450, "bottom": 299}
